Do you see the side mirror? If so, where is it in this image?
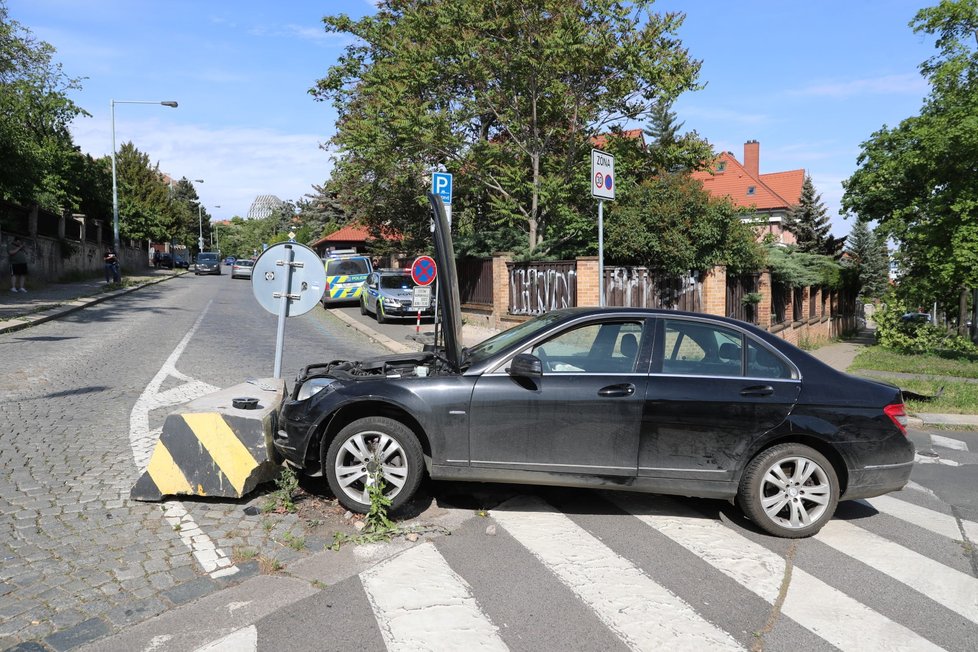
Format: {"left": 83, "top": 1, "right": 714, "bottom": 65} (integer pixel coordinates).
{"left": 507, "top": 353, "right": 543, "bottom": 378}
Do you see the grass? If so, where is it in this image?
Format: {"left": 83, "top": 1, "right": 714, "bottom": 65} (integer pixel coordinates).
{"left": 850, "top": 346, "right": 978, "bottom": 414}
{"left": 850, "top": 347, "right": 978, "bottom": 379}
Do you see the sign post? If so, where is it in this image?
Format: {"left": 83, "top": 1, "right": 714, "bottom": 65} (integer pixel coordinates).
{"left": 411, "top": 255, "right": 437, "bottom": 336}
{"left": 591, "top": 149, "right": 615, "bottom": 307}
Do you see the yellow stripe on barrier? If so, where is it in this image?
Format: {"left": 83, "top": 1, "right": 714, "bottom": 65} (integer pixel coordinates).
{"left": 146, "top": 440, "right": 193, "bottom": 495}
{"left": 182, "top": 413, "right": 259, "bottom": 495}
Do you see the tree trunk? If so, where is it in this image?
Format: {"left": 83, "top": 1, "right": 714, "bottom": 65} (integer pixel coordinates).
{"left": 959, "top": 286, "right": 969, "bottom": 337}
{"left": 529, "top": 151, "right": 540, "bottom": 251}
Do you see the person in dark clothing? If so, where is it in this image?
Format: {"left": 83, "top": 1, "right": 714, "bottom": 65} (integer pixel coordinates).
{"left": 7, "top": 237, "right": 28, "bottom": 292}
{"left": 104, "top": 248, "right": 121, "bottom": 283}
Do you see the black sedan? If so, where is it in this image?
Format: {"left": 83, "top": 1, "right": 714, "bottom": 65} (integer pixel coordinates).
{"left": 275, "top": 197, "right": 914, "bottom": 538}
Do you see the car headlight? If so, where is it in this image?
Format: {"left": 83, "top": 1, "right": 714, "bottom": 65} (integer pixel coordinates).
{"left": 383, "top": 297, "right": 401, "bottom": 307}
{"left": 296, "top": 377, "right": 335, "bottom": 401}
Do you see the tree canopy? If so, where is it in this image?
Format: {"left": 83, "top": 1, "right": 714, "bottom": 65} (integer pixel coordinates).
{"left": 785, "top": 175, "right": 844, "bottom": 257}
{"left": 314, "top": 0, "right": 703, "bottom": 258}
{"left": 841, "top": 0, "right": 978, "bottom": 331}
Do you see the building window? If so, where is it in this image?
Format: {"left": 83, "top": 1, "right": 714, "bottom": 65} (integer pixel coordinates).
{"left": 747, "top": 186, "right": 756, "bottom": 196}
{"left": 717, "top": 161, "right": 727, "bottom": 172}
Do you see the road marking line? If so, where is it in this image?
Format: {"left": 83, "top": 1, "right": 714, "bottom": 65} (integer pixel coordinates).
{"left": 816, "top": 519, "right": 978, "bottom": 624}
{"left": 862, "top": 495, "right": 977, "bottom": 541}
{"left": 930, "top": 434, "right": 969, "bottom": 452}
{"left": 915, "top": 453, "right": 960, "bottom": 466}
{"left": 493, "top": 496, "right": 742, "bottom": 651}
{"left": 613, "top": 495, "right": 943, "bottom": 652}
{"left": 192, "top": 625, "right": 257, "bottom": 652}
{"left": 130, "top": 300, "right": 237, "bottom": 578}
{"left": 360, "top": 542, "right": 507, "bottom": 651}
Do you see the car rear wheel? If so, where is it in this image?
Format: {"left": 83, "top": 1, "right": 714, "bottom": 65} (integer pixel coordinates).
{"left": 324, "top": 417, "right": 424, "bottom": 513}
{"left": 737, "top": 443, "right": 839, "bottom": 538}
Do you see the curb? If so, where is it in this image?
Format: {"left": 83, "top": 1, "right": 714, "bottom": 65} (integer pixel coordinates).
{"left": 326, "top": 306, "right": 417, "bottom": 354}
{"left": 0, "top": 272, "right": 187, "bottom": 335}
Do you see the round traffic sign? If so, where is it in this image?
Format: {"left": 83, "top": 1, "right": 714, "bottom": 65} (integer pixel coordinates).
{"left": 251, "top": 242, "right": 326, "bottom": 316}
{"left": 411, "top": 255, "right": 437, "bottom": 287}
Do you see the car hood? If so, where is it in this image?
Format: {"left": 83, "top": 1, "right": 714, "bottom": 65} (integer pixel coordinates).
{"left": 429, "top": 193, "right": 462, "bottom": 370}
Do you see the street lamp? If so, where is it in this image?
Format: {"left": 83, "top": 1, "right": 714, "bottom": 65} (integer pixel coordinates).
{"left": 110, "top": 100, "right": 178, "bottom": 255}
{"left": 191, "top": 179, "right": 205, "bottom": 252}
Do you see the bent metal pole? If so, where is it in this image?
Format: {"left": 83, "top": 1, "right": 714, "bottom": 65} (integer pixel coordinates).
{"left": 273, "top": 245, "right": 296, "bottom": 379}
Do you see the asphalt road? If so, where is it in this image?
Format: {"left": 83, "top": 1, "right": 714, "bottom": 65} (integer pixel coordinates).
{"left": 2, "top": 276, "right": 977, "bottom": 651}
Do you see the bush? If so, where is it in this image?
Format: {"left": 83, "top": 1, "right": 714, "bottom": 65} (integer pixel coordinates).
{"left": 875, "top": 295, "right": 978, "bottom": 354}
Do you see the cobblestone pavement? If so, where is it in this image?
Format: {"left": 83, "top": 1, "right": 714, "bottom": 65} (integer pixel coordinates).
{"left": 0, "top": 275, "right": 378, "bottom": 650}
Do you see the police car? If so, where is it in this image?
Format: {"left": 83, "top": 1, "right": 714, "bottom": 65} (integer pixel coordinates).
{"left": 360, "top": 269, "right": 435, "bottom": 323}
{"left": 321, "top": 251, "right": 373, "bottom": 305}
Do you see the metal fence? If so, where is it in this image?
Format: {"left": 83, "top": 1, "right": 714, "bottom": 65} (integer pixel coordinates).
{"left": 604, "top": 267, "right": 701, "bottom": 311}
{"left": 508, "top": 260, "right": 577, "bottom": 315}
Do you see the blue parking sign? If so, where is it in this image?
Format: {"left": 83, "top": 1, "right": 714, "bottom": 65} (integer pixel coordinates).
{"left": 432, "top": 172, "right": 453, "bottom": 205}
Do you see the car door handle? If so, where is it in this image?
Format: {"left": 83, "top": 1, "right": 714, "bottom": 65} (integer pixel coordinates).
{"left": 598, "top": 383, "right": 635, "bottom": 397}
{"left": 741, "top": 385, "right": 775, "bottom": 397}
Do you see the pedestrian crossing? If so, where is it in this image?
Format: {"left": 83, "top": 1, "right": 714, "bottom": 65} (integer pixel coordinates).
{"left": 247, "top": 485, "right": 978, "bottom": 652}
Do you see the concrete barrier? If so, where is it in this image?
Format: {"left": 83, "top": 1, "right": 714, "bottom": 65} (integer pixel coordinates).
{"left": 131, "top": 378, "right": 286, "bottom": 501}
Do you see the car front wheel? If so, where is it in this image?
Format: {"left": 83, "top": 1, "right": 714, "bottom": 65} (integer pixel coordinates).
{"left": 324, "top": 417, "right": 424, "bottom": 513}
{"left": 376, "top": 302, "right": 386, "bottom": 324}
{"left": 737, "top": 443, "right": 839, "bottom": 538}
{"left": 360, "top": 298, "right": 368, "bottom": 315}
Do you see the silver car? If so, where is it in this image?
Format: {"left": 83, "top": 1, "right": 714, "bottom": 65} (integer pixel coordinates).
{"left": 360, "top": 270, "right": 434, "bottom": 323}
{"left": 231, "top": 259, "right": 254, "bottom": 280}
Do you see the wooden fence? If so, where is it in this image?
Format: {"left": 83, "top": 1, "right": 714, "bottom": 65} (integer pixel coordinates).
{"left": 604, "top": 267, "right": 702, "bottom": 311}
{"left": 508, "top": 260, "right": 577, "bottom": 315}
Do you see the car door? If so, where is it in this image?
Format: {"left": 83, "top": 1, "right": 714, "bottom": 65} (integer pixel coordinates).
{"left": 467, "top": 318, "right": 649, "bottom": 477}
{"left": 363, "top": 273, "right": 378, "bottom": 313}
{"left": 638, "top": 316, "right": 800, "bottom": 484}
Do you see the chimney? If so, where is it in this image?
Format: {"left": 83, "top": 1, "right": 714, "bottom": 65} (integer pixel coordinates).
{"left": 744, "top": 140, "right": 759, "bottom": 178}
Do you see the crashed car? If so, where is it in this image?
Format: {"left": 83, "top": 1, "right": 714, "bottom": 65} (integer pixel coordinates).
{"left": 274, "top": 195, "right": 915, "bottom": 538}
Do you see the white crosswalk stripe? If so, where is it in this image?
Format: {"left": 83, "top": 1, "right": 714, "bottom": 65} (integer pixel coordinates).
{"left": 360, "top": 541, "right": 508, "bottom": 651}
{"left": 931, "top": 434, "right": 969, "bottom": 452}
{"left": 612, "top": 495, "right": 944, "bottom": 652}
{"left": 492, "top": 495, "right": 743, "bottom": 651}
{"left": 243, "top": 491, "right": 978, "bottom": 652}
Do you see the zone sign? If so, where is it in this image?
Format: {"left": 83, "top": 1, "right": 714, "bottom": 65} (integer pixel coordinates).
{"left": 591, "top": 149, "right": 615, "bottom": 201}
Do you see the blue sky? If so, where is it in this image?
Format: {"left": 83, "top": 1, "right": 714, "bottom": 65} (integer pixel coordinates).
{"left": 9, "top": 0, "right": 936, "bottom": 237}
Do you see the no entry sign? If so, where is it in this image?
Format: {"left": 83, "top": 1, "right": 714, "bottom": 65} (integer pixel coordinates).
{"left": 411, "top": 255, "right": 437, "bottom": 287}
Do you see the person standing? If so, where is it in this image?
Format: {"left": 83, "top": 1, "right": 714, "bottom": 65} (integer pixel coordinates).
{"left": 7, "top": 237, "right": 28, "bottom": 293}
{"left": 104, "top": 247, "right": 121, "bottom": 283}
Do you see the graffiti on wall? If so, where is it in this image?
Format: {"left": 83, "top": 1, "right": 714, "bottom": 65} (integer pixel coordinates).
{"left": 508, "top": 262, "right": 577, "bottom": 315}
{"left": 604, "top": 267, "right": 701, "bottom": 311}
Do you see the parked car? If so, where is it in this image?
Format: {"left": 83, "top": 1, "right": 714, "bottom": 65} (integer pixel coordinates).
{"left": 321, "top": 252, "right": 372, "bottom": 305}
{"left": 225, "top": 256, "right": 237, "bottom": 266}
{"left": 275, "top": 196, "right": 915, "bottom": 539}
{"left": 194, "top": 252, "right": 222, "bottom": 275}
{"left": 231, "top": 259, "right": 254, "bottom": 280}
{"left": 156, "top": 253, "right": 174, "bottom": 269}
{"left": 173, "top": 256, "right": 190, "bottom": 269}
{"left": 360, "top": 270, "right": 434, "bottom": 323}
{"left": 900, "top": 312, "right": 932, "bottom": 324}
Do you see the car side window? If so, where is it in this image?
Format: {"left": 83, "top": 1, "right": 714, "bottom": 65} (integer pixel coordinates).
{"left": 661, "top": 319, "right": 743, "bottom": 377}
{"left": 747, "top": 340, "right": 792, "bottom": 379}
{"left": 531, "top": 321, "right": 643, "bottom": 373}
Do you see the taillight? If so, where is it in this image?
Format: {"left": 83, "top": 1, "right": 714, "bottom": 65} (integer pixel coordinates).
{"left": 884, "top": 403, "right": 909, "bottom": 436}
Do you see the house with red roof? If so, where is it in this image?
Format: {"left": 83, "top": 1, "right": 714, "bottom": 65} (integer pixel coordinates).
{"left": 691, "top": 140, "right": 804, "bottom": 244}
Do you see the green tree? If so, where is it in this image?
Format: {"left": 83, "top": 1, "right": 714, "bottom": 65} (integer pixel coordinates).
{"left": 114, "top": 142, "right": 172, "bottom": 242}
{"left": 605, "top": 172, "right": 763, "bottom": 275}
{"left": 785, "top": 175, "right": 843, "bottom": 256}
{"left": 0, "top": 1, "right": 89, "bottom": 211}
{"left": 643, "top": 99, "right": 714, "bottom": 175}
{"left": 842, "top": 0, "right": 978, "bottom": 335}
{"left": 842, "top": 220, "right": 890, "bottom": 300}
{"left": 314, "top": 0, "right": 702, "bottom": 257}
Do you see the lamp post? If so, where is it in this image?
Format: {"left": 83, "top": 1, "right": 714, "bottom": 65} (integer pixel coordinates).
{"left": 191, "top": 179, "right": 204, "bottom": 252}
{"left": 110, "top": 100, "right": 178, "bottom": 255}
{"left": 211, "top": 206, "right": 222, "bottom": 249}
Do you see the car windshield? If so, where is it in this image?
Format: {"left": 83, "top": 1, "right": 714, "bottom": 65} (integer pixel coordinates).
{"left": 380, "top": 274, "right": 415, "bottom": 290}
{"left": 198, "top": 254, "right": 218, "bottom": 262}
{"left": 327, "top": 257, "right": 369, "bottom": 275}
{"left": 464, "top": 310, "right": 568, "bottom": 366}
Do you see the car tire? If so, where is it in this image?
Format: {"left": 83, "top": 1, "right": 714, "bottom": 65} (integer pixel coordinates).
{"left": 737, "top": 443, "right": 839, "bottom": 538}
{"left": 323, "top": 416, "right": 424, "bottom": 514}
{"left": 376, "top": 303, "right": 386, "bottom": 324}
{"left": 360, "top": 298, "right": 367, "bottom": 315}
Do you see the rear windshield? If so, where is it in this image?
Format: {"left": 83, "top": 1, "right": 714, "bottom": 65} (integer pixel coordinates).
{"left": 198, "top": 253, "right": 219, "bottom": 262}
{"left": 326, "top": 257, "right": 370, "bottom": 276}
{"left": 236, "top": 260, "right": 254, "bottom": 267}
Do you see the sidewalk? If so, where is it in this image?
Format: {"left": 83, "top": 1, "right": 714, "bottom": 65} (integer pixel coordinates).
{"left": 0, "top": 268, "right": 186, "bottom": 334}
